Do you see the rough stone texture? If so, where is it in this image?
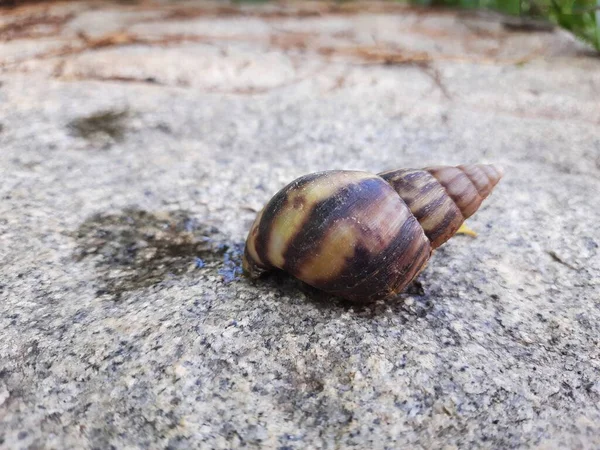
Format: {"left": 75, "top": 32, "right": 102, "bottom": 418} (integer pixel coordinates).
{"left": 1, "top": 1, "right": 600, "bottom": 449}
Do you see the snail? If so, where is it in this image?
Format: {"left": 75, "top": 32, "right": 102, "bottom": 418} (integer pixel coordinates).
{"left": 243, "top": 164, "right": 503, "bottom": 303}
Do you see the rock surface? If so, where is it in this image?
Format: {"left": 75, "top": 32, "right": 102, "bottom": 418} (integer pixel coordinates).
{"left": 1, "top": 1, "right": 600, "bottom": 449}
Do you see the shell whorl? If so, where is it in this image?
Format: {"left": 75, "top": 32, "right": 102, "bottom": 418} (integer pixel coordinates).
{"left": 243, "top": 170, "right": 431, "bottom": 302}
{"left": 379, "top": 164, "right": 502, "bottom": 249}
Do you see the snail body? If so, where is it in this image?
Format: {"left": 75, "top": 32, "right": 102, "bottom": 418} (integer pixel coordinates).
{"left": 243, "top": 164, "right": 503, "bottom": 303}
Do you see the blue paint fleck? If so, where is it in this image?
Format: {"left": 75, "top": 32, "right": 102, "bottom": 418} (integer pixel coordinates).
{"left": 194, "top": 257, "right": 205, "bottom": 269}
{"left": 217, "top": 243, "right": 244, "bottom": 283}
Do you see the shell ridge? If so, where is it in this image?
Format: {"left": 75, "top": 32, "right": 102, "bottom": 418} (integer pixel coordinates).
{"left": 375, "top": 171, "right": 424, "bottom": 227}
{"left": 426, "top": 169, "right": 467, "bottom": 223}
{"left": 458, "top": 165, "right": 487, "bottom": 202}
{"left": 388, "top": 237, "right": 431, "bottom": 297}
{"left": 379, "top": 168, "right": 465, "bottom": 249}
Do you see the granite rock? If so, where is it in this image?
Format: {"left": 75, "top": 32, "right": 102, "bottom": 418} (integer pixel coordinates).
{"left": 1, "top": 1, "right": 599, "bottom": 449}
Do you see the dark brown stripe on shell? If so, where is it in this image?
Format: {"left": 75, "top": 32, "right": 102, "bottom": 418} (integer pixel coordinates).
{"left": 327, "top": 220, "right": 431, "bottom": 302}
{"left": 448, "top": 171, "right": 483, "bottom": 218}
{"left": 411, "top": 187, "right": 450, "bottom": 222}
{"left": 282, "top": 177, "right": 391, "bottom": 277}
{"left": 382, "top": 169, "right": 428, "bottom": 185}
{"left": 458, "top": 164, "right": 493, "bottom": 198}
{"left": 426, "top": 167, "right": 483, "bottom": 219}
{"left": 380, "top": 170, "right": 444, "bottom": 214}
{"left": 425, "top": 203, "right": 464, "bottom": 248}
{"left": 313, "top": 215, "right": 423, "bottom": 293}
{"left": 383, "top": 173, "right": 440, "bottom": 205}
{"left": 253, "top": 171, "right": 324, "bottom": 268}
{"left": 381, "top": 168, "right": 465, "bottom": 249}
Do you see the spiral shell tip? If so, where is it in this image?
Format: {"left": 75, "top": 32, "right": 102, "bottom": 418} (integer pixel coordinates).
{"left": 492, "top": 164, "right": 504, "bottom": 179}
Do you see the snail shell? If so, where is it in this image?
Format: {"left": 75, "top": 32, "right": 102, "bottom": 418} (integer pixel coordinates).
{"left": 243, "top": 164, "right": 503, "bottom": 303}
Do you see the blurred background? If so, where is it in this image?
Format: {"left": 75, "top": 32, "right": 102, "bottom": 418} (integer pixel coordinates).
{"left": 2, "top": 0, "right": 599, "bottom": 51}
{"left": 415, "top": 0, "right": 600, "bottom": 51}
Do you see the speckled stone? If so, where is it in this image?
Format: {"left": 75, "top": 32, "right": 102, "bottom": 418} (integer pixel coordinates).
{"left": 1, "top": 1, "right": 599, "bottom": 449}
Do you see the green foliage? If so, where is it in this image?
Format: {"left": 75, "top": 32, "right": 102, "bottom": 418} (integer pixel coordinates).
{"left": 410, "top": 0, "right": 600, "bottom": 50}
{"left": 546, "top": 1, "right": 600, "bottom": 50}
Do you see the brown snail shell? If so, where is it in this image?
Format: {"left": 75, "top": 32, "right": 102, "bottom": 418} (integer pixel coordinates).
{"left": 243, "top": 164, "right": 503, "bottom": 303}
